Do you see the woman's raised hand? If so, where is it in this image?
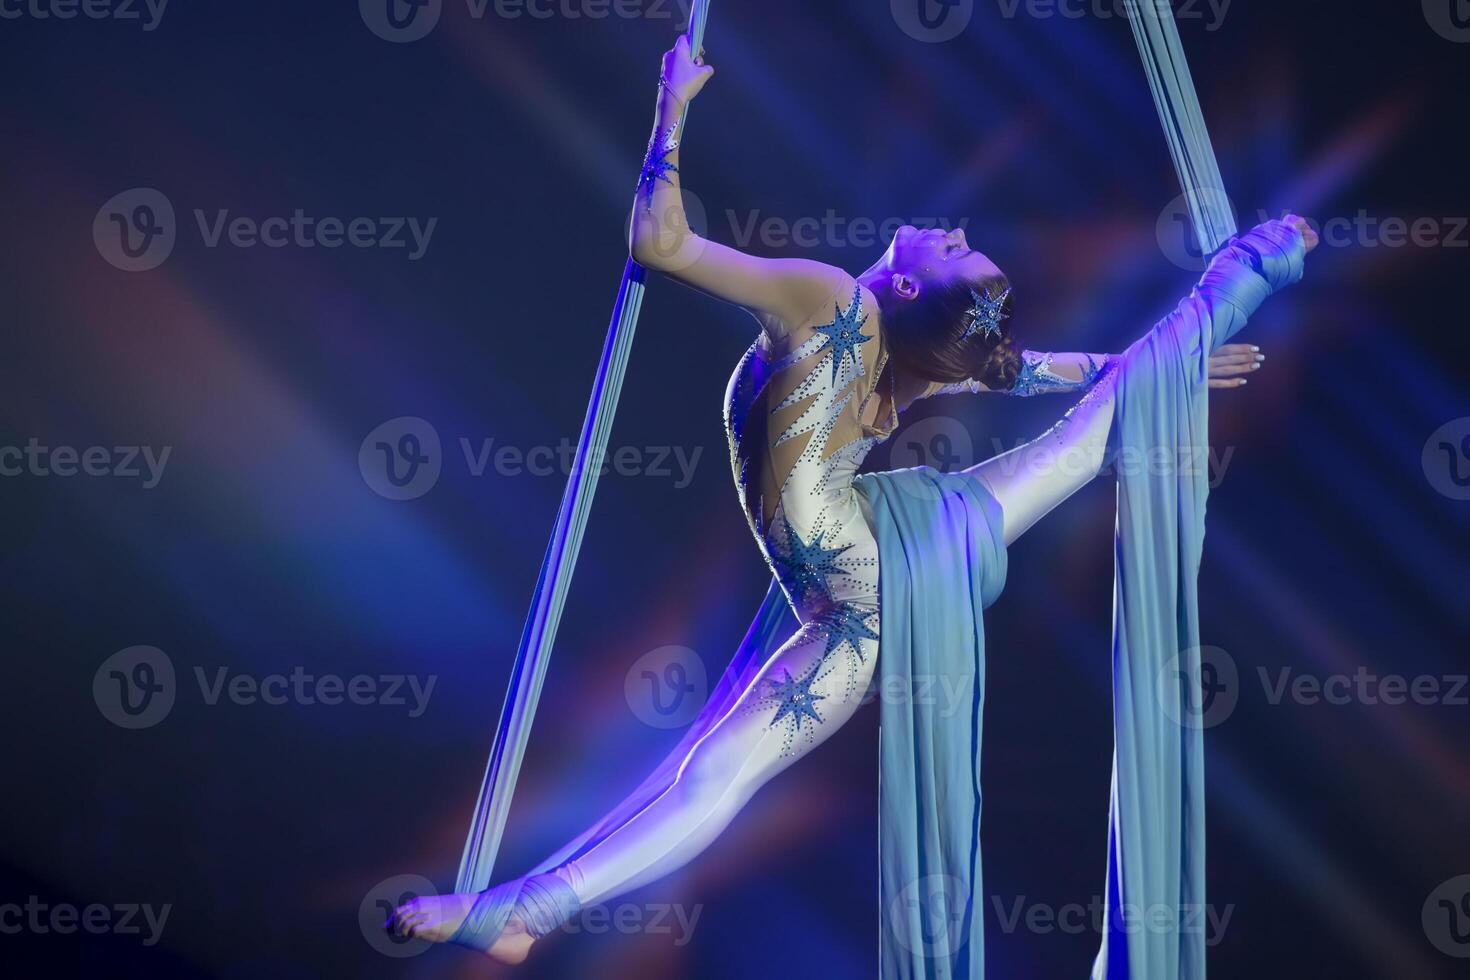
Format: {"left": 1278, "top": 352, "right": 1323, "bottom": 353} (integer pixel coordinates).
{"left": 660, "top": 34, "right": 714, "bottom": 106}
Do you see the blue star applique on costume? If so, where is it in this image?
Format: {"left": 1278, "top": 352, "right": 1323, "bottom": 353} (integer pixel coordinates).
{"left": 772, "top": 521, "right": 853, "bottom": 607}
{"left": 813, "top": 286, "right": 872, "bottom": 384}
{"left": 817, "top": 602, "right": 880, "bottom": 665}
{"left": 962, "top": 285, "right": 1011, "bottom": 342}
{"left": 765, "top": 664, "right": 826, "bottom": 733}
{"left": 1010, "top": 350, "right": 1104, "bottom": 398}
{"left": 637, "top": 126, "right": 680, "bottom": 213}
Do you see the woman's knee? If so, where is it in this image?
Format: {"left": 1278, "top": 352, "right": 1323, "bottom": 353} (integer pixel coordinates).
{"left": 673, "top": 724, "right": 762, "bottom": 810}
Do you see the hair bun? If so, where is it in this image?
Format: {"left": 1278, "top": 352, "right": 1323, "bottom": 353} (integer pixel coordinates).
{"left": 970, "top": 335, "right": 1021, "bottom": 392}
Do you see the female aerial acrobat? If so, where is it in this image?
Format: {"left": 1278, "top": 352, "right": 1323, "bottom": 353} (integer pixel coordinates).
{"left": 391, "top": 35, "right": 1318, "bottom": 965}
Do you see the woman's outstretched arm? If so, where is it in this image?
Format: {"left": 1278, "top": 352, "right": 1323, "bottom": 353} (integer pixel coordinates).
{"left": 627, "top": 36, "right": 848, "bottom": 330}
{"left": 919, "top": 345, "right": 1267, "bottom": 399}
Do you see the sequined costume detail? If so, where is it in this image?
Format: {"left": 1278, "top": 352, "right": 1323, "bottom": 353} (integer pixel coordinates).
{"left": 725, "top": 282, "right": 891, "bottom": 750}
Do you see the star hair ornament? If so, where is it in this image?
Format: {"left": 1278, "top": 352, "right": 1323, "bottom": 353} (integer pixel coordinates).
{"left": 963, "top": 285, "right": 1011, "bottom": 342}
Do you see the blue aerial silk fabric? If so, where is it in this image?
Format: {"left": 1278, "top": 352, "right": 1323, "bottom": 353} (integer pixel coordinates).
{"left": 855, "top": 467, "right": 1008, "bottom": 980}
{"left": 532, "top": 221, "right": 1305, "bottom": 980}
{"left": 848, "top": 220, "right": 1306, "bottom": 980}
{"left": 1092, "top": 219, "right": 1305, "bottom": 980}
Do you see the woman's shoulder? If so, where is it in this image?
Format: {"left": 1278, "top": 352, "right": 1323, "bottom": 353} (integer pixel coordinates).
{"left": 762, "top": 263, "right": 862, "bottom": 338}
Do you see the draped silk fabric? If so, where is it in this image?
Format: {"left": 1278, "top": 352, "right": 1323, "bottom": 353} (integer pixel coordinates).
{"left": 1092, "top": 220, "right": 1305, "bottom": 979}
{"left": 854, "top": 467, "right": 1007, "bottom": 980}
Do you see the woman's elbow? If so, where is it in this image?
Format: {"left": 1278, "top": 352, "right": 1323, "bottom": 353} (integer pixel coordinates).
{"left": 629, "top": 234, "right": 662, "bottom": 270}
{"left": 630, "top": 229, "right": 695, "bottom": 272}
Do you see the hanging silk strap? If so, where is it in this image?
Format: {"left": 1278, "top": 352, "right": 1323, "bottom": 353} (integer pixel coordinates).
{"left": 1093, "top": 220, "right": 1306, "bottom": 980}
{"left": 854, "top": 467, "right": 1008, "bottom": 980}
{"left": 456, "top": 1, "right": 717, "bottom": 895}
{"left": 1125, "top": 0, "right": 1238, "bottom": 253}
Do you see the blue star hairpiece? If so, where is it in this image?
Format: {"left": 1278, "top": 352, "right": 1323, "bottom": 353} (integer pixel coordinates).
{"left": 963, "top": 285, "right": 1011, "bottom": 342}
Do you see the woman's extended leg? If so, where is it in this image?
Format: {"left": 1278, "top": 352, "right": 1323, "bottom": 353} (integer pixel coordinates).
{"left": 392, "top": 606, "right": 880, "bottom": 960}
{"left": 969, "top": 217, "right": 1311, "bottom": 544}
{"left": 967, "top": 357, "right": 1122, "bottom": 547}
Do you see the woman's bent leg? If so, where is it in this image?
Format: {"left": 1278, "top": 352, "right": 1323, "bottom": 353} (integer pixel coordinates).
{"left": 390, "top": 608, "right": 878, "bottom": 958}
{"left": 557, "top": 607, "right": 880, "bottom": 906}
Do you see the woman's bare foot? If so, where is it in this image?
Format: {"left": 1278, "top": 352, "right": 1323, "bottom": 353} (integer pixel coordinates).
{"left": 386, "top": 892, "right": 535, "bottom": 965}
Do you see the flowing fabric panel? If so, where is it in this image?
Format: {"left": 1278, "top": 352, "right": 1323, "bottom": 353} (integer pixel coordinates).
{"left": 855, "top": 467, "right": 1009, "bottom": 980}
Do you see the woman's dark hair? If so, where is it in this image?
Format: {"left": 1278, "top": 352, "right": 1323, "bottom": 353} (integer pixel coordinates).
{"left": 873, "top": 271, "right": 1021, "bottom": 392}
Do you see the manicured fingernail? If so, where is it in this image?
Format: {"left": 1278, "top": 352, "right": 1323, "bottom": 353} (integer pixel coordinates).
{"left": 1250, "top": 345, "right": 1260, "bottom": 352}
{"left": 1252, "top": 362, "right": 1261, "bottom": 369}
{"left": 1239, "top": 378, "right": 1248, "bottom": 385}
{"left": 1255, "top": 354, "right": 1266, "bottom": 361}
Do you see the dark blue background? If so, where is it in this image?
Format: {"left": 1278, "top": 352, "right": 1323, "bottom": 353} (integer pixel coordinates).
{"left": 2, "top": 1, "right": 1466, "bottom": 977}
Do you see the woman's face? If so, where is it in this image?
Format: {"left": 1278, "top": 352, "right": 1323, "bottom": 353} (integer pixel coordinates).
{"left": 884, "top": 224, "right": 1002, "bottom": 288}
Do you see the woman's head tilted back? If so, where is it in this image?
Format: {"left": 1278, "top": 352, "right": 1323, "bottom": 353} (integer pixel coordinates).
{"left": 869, "top": 225, "right": 1020, "bottom": 392}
